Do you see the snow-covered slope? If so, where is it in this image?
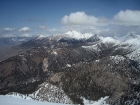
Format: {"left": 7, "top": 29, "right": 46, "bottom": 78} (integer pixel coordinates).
{"left": 0, "top": 95, "right": 68, "bottom": 105}
{"left": 82, "top": 36, "right": 119, "bottom": 51}
{"left": 114, "top": 33, "right": 140, "bottom": 63}
{"left": 116, "top": 33, "right": 140, "bottom": 45}
{"left": 0, "top": 95, "right": 109, "bottom": 105}
{"left": 37, "top": 30, "right": 89, "bottom": 40}
{"left": 6, "top": 82, "right": 72, "bottom": 104}
{"left": 125, "top": 38, "right": 140, "bottom": 46}
{"left": 117, "top": 33, "right": 140, "bottom": 41}
{"left": 5, "top": 82, "right": 110, "bottom": 105}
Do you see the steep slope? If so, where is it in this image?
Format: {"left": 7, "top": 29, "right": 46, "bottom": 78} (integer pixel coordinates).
{"left": 116, "top": 33, "right": 140, "bottom": 47}
{"left": 116, "top": 33, "right": 140, "bottom": 65}
{"left": 116, "top": 33, "right": 140, "bottom": 42}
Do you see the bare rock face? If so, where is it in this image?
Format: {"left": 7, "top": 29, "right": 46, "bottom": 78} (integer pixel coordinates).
{"left": 49, "top": 72, "right": 64, "bottom": 85}
{"left": 42, "top": 58, "right": 49, "bottom": 72}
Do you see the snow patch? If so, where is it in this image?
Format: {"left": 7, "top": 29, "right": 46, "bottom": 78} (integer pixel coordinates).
{"left": 82, "top": 44, "right": 100, "bottom": 51}
{"left": 126, "top": 38, "right": 140, "bottom": 47}
{"left": 83, "top": 96, "right": 109, "bottom": 105}
{"left": 66, "top": 64, "right": 71, "bottom": 67}
{"left": 110, "top": 55, "right": 125, "bottom": 64}
{"left": 52, "top": 51, "right": 58, "bottom": 55}
{"left": 95, "top": 60, "right": 100, "bottom": 62}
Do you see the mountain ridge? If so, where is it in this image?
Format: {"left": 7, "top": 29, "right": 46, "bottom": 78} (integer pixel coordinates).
{"left": 0, "top": 31, "right": 140, "bottom": 105}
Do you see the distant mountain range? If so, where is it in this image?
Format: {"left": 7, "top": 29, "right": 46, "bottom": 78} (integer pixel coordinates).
{"left": 0, "top": 36, "right": 37, "bottom": 61}
{"left": 0, "top": 30, "right": 140, "bottom": 105}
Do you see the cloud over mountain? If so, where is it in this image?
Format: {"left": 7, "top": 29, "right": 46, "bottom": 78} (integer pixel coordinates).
{"left": 18, "top": 27, "right": 30, "bottom": 32}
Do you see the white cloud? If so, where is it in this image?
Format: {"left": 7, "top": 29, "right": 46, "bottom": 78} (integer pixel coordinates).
{"left": 3, "top": 28, "right": 14, "bottom": 32}
{"left": 18, "top": 27, "right": 30, "bottom": 32}
{"left": 61, "top": 10, "right": 140, "bottom": 27}
{"left": 113, "top": 10, "right": 140, "bottom": 26}
{"left": 1, "top": 10, "right": 140, "bottom": 38}
{"left": 21, "top": 34, "right": 32, "bottom": 37}
{"left": 61, "top": 12, "right": 107, "bottom": 26}
{"left": 49, "top": 28, "right": 57, "bottom": 32}
{"left": 59, "top": 25, "right": 114, "bottom": 37}
{"left": 60, "top": 10, "right": 140, "bottom": 37}
{"left": 39, "top": 25, "right": 46, "bottom": 29}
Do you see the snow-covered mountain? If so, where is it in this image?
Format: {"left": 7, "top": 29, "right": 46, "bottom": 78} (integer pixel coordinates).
{"left": 37, "top": 30, "right": 100, "bottom": 42}
{"left": 115, "top": 33, "right": 140, "bottom": 62}
{"left": 0, "top": 31, "right": 140, "bottom": 105}
{"left": 116, "top": 33, "right": 140, "bottom": 44}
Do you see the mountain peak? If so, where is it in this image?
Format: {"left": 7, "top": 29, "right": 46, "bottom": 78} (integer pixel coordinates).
{"left": 115, "top": 33, "right": 140, "bottom": 42}
{"left": 125, "top": 33, "right": 138, "bottom": 39}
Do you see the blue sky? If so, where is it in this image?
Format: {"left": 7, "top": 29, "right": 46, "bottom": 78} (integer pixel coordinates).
{"left": 0, "top": 0, "right": 140, "bottom": 37}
